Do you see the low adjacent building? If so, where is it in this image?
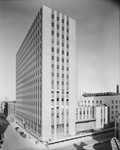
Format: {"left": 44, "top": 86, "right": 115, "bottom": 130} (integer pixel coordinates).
{"left": 79, "top": 85, "right": 120, "bottom": 125}
{"left": 8, "top": 101, "right": 16, "bottom": 119}
{"left": 115, "top": 110, "right": 120, "bottom": 141}
{"left": 75, "top": 104, "right": 108, "bottom": 134}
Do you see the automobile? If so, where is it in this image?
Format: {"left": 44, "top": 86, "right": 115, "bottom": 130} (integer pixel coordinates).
{"left": 15, "top": 127, "right": 21, "bottom": 133}
{"left": 15, "top": 127, "right": 19, "bottom": 130}
{"left": 22, "top": 133, "right": 27, "bottom": 138}
{"left": 20, "top": 132, "right": 24, "bottom": 136}
{"left": 20, "top": 132, "right": 27, "bottom": 138}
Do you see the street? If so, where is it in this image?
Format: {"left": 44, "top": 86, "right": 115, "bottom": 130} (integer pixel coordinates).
{"left": 1, "top": 123, "right": 46, "bottom": 150}
{"left": 0, "top": 120, "right": 114, "bottom": 150}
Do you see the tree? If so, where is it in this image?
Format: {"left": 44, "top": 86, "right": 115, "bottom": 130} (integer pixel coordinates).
{"left": 4, "top": 102, "right": 8, "bottom": 117}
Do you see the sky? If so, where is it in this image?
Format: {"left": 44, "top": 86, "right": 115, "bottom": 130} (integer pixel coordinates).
{"left": 0, "top": 0, "right": 119, "bottom": 101}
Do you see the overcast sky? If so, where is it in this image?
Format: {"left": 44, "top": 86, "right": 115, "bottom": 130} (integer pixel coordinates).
{"left": 0, "top": 0, "right": 119, "bottom": 101}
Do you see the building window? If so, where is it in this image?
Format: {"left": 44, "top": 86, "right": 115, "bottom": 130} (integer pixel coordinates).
{"left": 66, "top": 74, "right": 69, "bottom": 78}
{"left": 66, "top": 58, "right": 69, "bottom": 63}
{"left": 62, "top": 74, "right": 64, "bottom": 78}
{"left": 51, "top": 99, "right": 54, "bottom": 106}
{"left": 51, "top": 31, "right": 54, "bottom": 35}
{"left": 57, "top": 81, "right": 59, "bottom": 85}
{"left": 57, "top": 25, "right": 59, "bottom": 29}
{"left": 57, "top": 16, "right": 59, "bottom": 21}
{"left": 52, "top": 14, "right": 54, "bottom": 19}
{"left": 52, "top": 22, "right": 54, "bottom": 27}
{"left": 51, "top": 72, "right": 54, "bottom": 77}
{"left": 51, "top": 38, "right": 54, "bottom": 43}
{"left": 57, "top": 48, "right": 59, "bottom": 53}
{"left": 57, "top": 57, "right": 59, "bottom": 62}
{"left": 51, "top": 80, "right": 54, "bottom": 84}
{"left": 62, "top": 98, "right": 64, "bottom": 105}
{"left": 57, "top": 65, "right": 59, "bottom": 69}
{"left": 66, "top": 99, "right": 69, "bottom": 105}
{"left": 57, "top": 73, "right": 59, "bottom": 77}
{"left": 57, "top": 41, "right": 59, "bottom": 45}
{"left": 51, "top": 47, "right": 54, "bottom": 52}
{"left": 57, "top": 33, "right": 59, "bottom": 37}
{"left": 51, "top": 56, "right": 54, "bottom": 60}
{"left": 66, "top": 52, "right": 69, "bottom": 56}
{"left": 66, "top": 67, "right": 69, "bottom": 71}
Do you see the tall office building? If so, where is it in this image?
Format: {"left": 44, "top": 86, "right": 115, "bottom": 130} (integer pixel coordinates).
{"left": 16, "top": 5, "right": 77, "bottom": 141}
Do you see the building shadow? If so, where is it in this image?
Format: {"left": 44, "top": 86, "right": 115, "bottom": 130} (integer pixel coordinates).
{"left": 93, "top": 140, "right": 112, "bottom": 150}
{"left": 73, "top": 142, "right": 86, "bottom": 150}
{"left": 88, "top": 129, "right": 113, "bottom": 150}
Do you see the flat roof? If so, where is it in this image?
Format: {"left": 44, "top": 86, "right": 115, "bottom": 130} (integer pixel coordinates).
{"left": 82, "top": 92, "right": 120, "bottom": 97}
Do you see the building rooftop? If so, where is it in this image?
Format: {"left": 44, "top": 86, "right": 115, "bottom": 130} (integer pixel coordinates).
{"left": 82, "top": 92, "right": 120, "bottom": 97}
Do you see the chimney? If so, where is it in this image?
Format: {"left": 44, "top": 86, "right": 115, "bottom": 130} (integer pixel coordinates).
{"left": 116, "top": 84, "right": 119, "bottom": 94}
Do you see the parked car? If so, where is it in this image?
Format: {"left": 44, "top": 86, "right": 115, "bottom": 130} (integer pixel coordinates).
{"left": 15, "top": 127, "right": 21, "bottom": 133}
{"left": 20, "top": 132, "right": 24, "bottom": 136}
{"left": 22, "top": 133, "right": 27, "bottom": 138}
{"left": 20, "top": 132, "right": 27, "bottom": 138}
{"left": 15, "top": 127, "right": 19, "bottom": 130}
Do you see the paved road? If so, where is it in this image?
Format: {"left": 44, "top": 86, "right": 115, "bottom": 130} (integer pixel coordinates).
{"left": 1, "top": 124, "right": 46, "bottom": 150}
{"left": 0, "top": 120, "right": 114, "bottom": 150}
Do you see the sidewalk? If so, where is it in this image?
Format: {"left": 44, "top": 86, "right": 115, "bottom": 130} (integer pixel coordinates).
{"left": 49, "top": 135, "right": 92, "bottom": 149}
{"left": 49, "top": 130, "right": 114, "bottom": 149}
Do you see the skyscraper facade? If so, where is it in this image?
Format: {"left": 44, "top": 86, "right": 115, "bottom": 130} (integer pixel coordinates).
{"left": 16, "top": 5, "right": 77, "bottom": 141}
